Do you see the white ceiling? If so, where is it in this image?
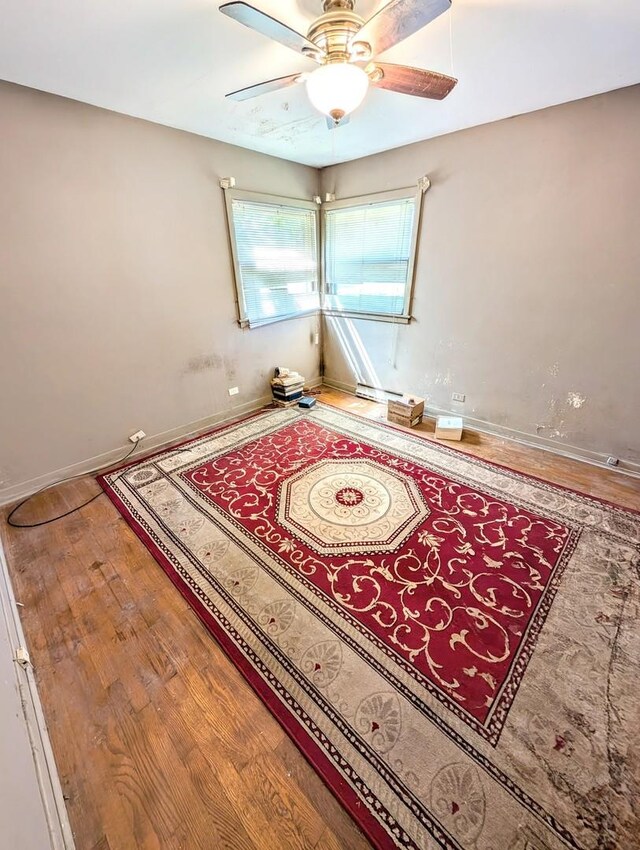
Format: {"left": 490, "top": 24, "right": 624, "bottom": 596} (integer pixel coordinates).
{"left": 1, "top": 0, "right": 639, "bottom": 167}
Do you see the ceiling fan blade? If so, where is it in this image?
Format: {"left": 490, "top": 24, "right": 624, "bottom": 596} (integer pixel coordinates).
{"left": 220, "top": 2, "right": 323, "bottom": 59}
{"left": 353, "top": 0, "right": 451, "bottom": 57}
{"left": 372, "top": 63, "right": 457, "bottom": 100}
{"left": 226, "top": 73, "right": 304, "bottom": 102}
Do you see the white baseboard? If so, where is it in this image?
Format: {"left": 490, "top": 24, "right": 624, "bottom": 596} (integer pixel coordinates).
{"left": 323, "top": 376, "right": 357, "bottom": 394}
{"left": 0, "top": 377, "right": 324, "bottom": 507}
{"left": 322, "top": 377, "right": 640, "bottom": 479}
{"left": 426, "top": 403, "right": 640, "bottom": 479}
{"left": 0, "top": 541, "right": 75, "bottom": 849}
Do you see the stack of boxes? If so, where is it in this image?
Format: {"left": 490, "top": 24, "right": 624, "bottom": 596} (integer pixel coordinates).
{"left": 271, "top": 370, "right": 305, "bottom": 407}
{"left": 387, "top": 395, "right": 425, "bottom": 428}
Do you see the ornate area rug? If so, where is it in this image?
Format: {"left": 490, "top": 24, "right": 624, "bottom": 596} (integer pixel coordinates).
{"left": 99, "top": 404, "right": 640, "bottom": 850}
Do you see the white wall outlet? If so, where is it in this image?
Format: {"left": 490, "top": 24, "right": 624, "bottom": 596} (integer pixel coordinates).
{"left": 606, "top": 456, "right": 620, "bottom": 467}
{"left": 14, "top": 647, "right": 31, "bottom": 668}
{"left": 451, "top": 392, "right": 466, "bottom": 403}
{"left": 129, "top": 430, "right": 146, "bottom": 443}
{"left": 228, "top": 386, "right": 239, "bottom": 396}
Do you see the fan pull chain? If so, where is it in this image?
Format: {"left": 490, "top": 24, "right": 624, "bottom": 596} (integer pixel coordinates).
{"left": 449, "top": 3, "right": 455, "bottom": 77}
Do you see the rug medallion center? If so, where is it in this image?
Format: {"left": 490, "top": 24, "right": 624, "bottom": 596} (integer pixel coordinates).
{"left": 334, "top": 486, "right": 365, "bottom": 507}
{"left": 279, "top": 459, "right": 430, "bottom": 554}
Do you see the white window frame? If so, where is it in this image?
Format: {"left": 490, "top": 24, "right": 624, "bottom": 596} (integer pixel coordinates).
{"left": 224, "top": 188, "right": 321, "bottom": 329}
{"left": 321, "top": 187, "right": 424, "bottom": 324}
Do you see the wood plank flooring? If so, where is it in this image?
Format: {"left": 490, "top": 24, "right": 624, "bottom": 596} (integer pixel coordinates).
{"left": 2, "top": 388, "right": 639, "bottom": 850}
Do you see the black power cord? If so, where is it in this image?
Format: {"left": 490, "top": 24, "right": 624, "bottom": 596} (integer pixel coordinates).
{"left": 7, "top": 439, "right": 142, "bottom": 529}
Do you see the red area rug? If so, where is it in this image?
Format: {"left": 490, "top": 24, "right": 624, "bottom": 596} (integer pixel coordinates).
{"left": 100, "top": 404, "right": 640, "bottom": 850}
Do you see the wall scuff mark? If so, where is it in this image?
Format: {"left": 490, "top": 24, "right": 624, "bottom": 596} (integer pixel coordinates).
{"left": 534, "top": 396, "right": 567, "bottom": 439}
{"left": 567, "top": 392, "right": 587, "bottom": 409}
{"left": 185, "top": 354, "right": 223, "bottom": 373}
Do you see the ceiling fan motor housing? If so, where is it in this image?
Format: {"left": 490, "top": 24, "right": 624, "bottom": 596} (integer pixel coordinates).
{"left": 322, "top": 0, "right": 355, "bottom": 9}
{"left": 305, "top": 1, "right": 370, "bottom": 64}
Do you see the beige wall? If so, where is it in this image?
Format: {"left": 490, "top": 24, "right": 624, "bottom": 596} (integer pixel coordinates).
{"left": 0, "top": 81, "right": 321, "bottom": 500}
{"left": 2, "top": 81, "right": 639, "bottom": 500}
{"left": 320, "top": 85, "right": 640, "bottom": 467}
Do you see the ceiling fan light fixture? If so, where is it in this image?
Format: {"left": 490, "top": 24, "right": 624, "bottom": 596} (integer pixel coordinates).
{"left": 306, "top": 62, "right": 369, "bottom": 122}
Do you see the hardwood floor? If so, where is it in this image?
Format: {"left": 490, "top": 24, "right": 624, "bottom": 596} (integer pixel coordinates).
{"left": 2, "top": 387, "right": 639, "bottom": 850}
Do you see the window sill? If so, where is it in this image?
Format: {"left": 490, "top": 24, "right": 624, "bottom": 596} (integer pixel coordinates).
{"left": 322, "top": 310, "right": 412, "bottom": 325}
{"left": 239, "top": 308, "right": 412, "bottom": 329}
{"left": 239, "top": 308, "right": 321, "bottom": 330}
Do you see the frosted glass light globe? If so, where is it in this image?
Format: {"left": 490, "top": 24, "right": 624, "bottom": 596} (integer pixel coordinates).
{"left": 306, "top": 63, "right": 369, "bottom": 123}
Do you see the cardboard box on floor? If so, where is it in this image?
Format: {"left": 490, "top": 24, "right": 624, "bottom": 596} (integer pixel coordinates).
{"left": 387, "top": 395, "right": 424, "bottom": 428}
{"left": 435, "top": 416, "right": 464, "bottom": 440}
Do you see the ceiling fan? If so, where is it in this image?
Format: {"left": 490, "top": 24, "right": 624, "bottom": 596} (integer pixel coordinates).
{"left": 220, "top": 0, "right": 457, "bottom": 126}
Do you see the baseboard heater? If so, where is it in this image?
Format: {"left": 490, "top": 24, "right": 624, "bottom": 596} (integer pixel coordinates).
{"left": 355, "top": 382, "right": 403, "bottom": 403}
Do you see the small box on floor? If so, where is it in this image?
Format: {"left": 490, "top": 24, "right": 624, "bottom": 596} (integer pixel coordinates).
{"left": 387, "top": 395, "right": 424, "bottom": 428}
{"left": 435, "top": 416, "right": 464, "bottom": 441}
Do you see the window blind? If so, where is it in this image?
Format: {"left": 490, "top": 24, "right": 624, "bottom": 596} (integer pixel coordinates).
{"left": 324, "top": 196, "right": 416, "bottom": 317}
{"left": 230, "top": 198, "right": 319, "bottom": 327}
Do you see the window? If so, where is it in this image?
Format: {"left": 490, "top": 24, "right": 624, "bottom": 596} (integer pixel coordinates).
{"left": 225, "top": 190, "right": 320, "bottom": 328}
{"left": 322, "top": 188, "right": 422, "bottom": 322}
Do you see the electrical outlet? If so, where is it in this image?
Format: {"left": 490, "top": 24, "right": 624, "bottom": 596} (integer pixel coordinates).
{"left": 228, "top": 386, "right": 239, "bottom": 396}
{"left": 129, "top": 430, "right": 146, "bottom": 443}
{"left": 14, "top": 647, "right": 31, "bottom": 668}
{"left": 606, "top": 456, "right": 619, "bottom": 467}
{"left": 451, "top": 392, "right": 466, "bottom": 403}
